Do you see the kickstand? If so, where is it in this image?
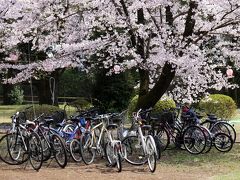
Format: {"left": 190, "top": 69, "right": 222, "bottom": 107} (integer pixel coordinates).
{"left": 46, "top": 157, "right": 54, "bottom": 168}
{"left": 23, "top": 160, "right": 29, "bottom": 170}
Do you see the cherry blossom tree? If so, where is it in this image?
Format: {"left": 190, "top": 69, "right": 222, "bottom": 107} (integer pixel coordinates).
{"left": 0, "top": 0, "right": 239, "bottom": 108}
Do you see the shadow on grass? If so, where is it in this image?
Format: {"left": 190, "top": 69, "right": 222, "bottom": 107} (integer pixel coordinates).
{"left": 160, "top": 143, "right": 240, "bottom": 167}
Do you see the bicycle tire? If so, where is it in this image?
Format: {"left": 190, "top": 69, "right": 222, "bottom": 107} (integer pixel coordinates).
{"left": 200, "top": 126, "right": 213, "bottom": 153}
{"left": 69, "top": 139, "right": 82, "bottom": 162}
{"left": 146, "top": 136, "right": 157, "bottom": 173}
{"left": 81, "top": 133, "right": 95, "bottom": 165}
{"left": 153, "top": 135, "right": 161, "bottom": 160}
{"left": 38, "top": 132, "right": 51, "bottom": 162}
{"left": 214, "top": 132, "right": 233, "bottom": 152}
{"left": 115, "top": 145, "right": 122, "bottom": 173}
{"left": 0, "top": 134, "right": 26, "bottom": 165}
{"left": 105, "top": 142, "right": 116, "bottom": 166}
{"left": 6, "top": 132, "right": 29, "bottom": 164}
{"left": 29, "top": 132, "right": 43, "bottom": 171}
{"left": 121, "top": 136, "right": 147, "bottom": 166}
{"left": 155, "top": 127, "right": 170, "bottom": 151}
{"left": 183, "top": 125, "right": 207, "bottom": 154}
{"left": 51, "top": 134, "right": 67, "bottom": 168}
{"left": 210, "top": 122, "right": 236, "bottom": 143}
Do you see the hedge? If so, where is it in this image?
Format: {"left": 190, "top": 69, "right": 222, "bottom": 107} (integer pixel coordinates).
{"left": 199, "top": 94, "right": 237, "bottom": 119}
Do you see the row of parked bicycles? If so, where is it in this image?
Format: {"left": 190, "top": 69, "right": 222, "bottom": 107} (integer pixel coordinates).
{"left": 0, "top": 104, "right": 236, "bottom": 173}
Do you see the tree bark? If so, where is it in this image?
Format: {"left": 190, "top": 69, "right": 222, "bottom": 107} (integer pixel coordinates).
{"left": 2, "top": 69, "right": 14, "bottom": 105}
{"left": 136, "top": 62, "right": 176, "bottom": 109}
{"left": 37, "top": 78, "right": 52, "bottom": 105}
{"left": 2, "top": 84, "right": 14, "bottom": 105}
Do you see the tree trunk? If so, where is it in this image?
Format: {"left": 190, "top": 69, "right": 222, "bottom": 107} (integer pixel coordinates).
{"left": 37, "top": 78, "right": 52, "bottom": 105}
{"left": 136, "top": 62, "right": 176, "bottom": 110}
{"left": 2, "top": 84, "right": 14, "bottom": 105}
{"left": 2, "top": 69, "right": 14, "bottom": 105}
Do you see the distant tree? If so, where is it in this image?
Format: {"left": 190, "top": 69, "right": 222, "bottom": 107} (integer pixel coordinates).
{"left": 93, "top": 69, "right": 135, "bottom": 112}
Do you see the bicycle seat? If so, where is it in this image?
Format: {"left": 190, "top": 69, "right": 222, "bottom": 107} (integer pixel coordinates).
{"left": 141, "top": 125, "right": 151, "bottom": 130}
{"left": 106, "top": 124, "right": 118, "bottom": 130}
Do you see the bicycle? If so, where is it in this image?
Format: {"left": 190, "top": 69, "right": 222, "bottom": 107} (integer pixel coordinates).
{"left": 80, "top": 113, "right": 123, "bottom": 172}
{"left": 149, "top": 109, "right": 207, "bottom": 155}
{"left": 0, "top": 110, "right": 43, "bottom": 171}
{"left": 200, "top": 114, "right": 236, "bottom": 143}
{"left": 121, "top": 109, "right": 157, "bottom": 173}
{"left": 34, "top": 117, "right": 68, "bottom": 168}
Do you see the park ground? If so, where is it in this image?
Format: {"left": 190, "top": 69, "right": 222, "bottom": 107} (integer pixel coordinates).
{"left": 0, "top": 106, "right": 240, "bottom": 180}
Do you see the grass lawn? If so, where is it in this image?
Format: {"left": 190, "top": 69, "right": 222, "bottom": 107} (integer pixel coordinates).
{"left": 159, "top": 143, "right": 240, "bottom": 179}
{"left": 0, "top": 105, "right": 25, "bottom": 123}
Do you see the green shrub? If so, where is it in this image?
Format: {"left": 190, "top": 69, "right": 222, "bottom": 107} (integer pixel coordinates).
{"left": 71, "top": 97, "right": 93, "bottom": 110}
{"left": 9, "top": 86, "right": 24, "bottom": 105}
{"left": 199, "top": 94, "right": 237, "bottom": 119}
{"left": 128, "top": 95, "right": 176, "bottom": 116}
{"left": 18, "top": 104, "right": 62, "bottom": 120}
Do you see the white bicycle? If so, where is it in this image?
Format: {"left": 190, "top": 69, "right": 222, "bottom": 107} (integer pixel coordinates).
{"left": 122, "top": 109, "right": 157, "bottom": 173}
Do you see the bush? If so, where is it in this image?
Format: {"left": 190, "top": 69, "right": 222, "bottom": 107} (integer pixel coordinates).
{"left": 199, "top": 94, "right": 237, "bottom": 119}
{"left": 71, "top": 97, "right": 93, "bottom": 110}
{"left": 18, "top": 104, "right": 63, "bottom": 121}
{"left": 93, "top": 70, "right": 135, "bottom": 112}
{"left": 9, "top": 86, "right": 24, "bottom": 105}
{"left": 128, "top": 95, "right": 176, "bottom": 116}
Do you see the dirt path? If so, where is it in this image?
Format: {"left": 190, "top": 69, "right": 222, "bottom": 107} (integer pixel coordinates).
{"left": 0, "top": 160, "right": 216, "bottom": 180}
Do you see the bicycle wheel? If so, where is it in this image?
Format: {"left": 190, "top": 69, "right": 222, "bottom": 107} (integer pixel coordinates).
{"left": 6, "top": 132, "right": 28, "bottom": 164}
{"left": 155, "top": 127, "right": 170, "bottom": 151}
{"left": 121, "top": 136, "right": 147, "bottom": 165}
{"left": 172, "top": 128, "right": 184, "bottom": 149}
{"left": 38, "top": 133, "right": 51, "bottom": 162}
{"left": 0, "top": 134, "right": 26, "bottom": 165}
{"left": 183, "top": 126, "right": 206, "bottom": 154}
{"left": 105, "top": 142, "right": 116, "bottom": 166}
{"left": 200, "top": 126, "right": 213, "bottom": 153}
{"left": 51, "top": 134, "right": 67, "bottom": 168}
{"left": 210, "top": 122, "right": 236, "bottom": 143}
{"left": 29, "top": 132, "right": 43, "bottom": 171}
{"left": 81, "top": 133, "right": 95, "bottom": 165}
{"left": 214, "top": 132, "right": 233, "bottom": 152}
{"left": 146, "top": 136, "right": 157, "bottom": 173}
{"left": 114, "top": 144, "right": 122, "bottom": 173}
{"left": 153, "top": 135, "right": 161, "bottom": 160}
{"left": 69, "top": 139, "right": 82, "bottom": 162}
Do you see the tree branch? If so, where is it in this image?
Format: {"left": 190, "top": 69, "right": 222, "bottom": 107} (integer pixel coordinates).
{"left": 183, "top": 1, "right": 197, "bottom": 37}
